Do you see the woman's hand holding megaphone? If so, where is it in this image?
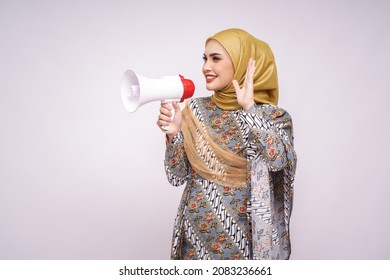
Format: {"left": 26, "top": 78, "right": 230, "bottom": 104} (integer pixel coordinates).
{"left": 157, "top": 101, "right": 182, "bottom": 143}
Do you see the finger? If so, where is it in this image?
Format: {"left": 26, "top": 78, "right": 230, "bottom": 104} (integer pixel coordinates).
{"left": 248, "top": 58, "right": 255, "bottom": 71}
{"left": 161, "top": 102, "right": 172, "bottom": 111}
{"left": 248, "top": 58, "right": 255, "bottom": 75}
{"left": 157, "top": 114, "right": 173, "bottom": 127}
{"left": 244, "top": 58, "right": 256, "bottom": 88}
{"left": 160, "top": 106, "right": 173, "bottom": 117}
{"left": 158, "top": 113, "right": 172, "bottom": 123}
{"left": 157, "top": 120, "right": 172, "bottom": 128}
{"left": 249, "top": 59, "right": 256, "bottom": 77}
{"left": 172, "top": 101, "right": 181, "bottom": 112}
{"left": 244, "top": 59, "right": 252, "bottom": 83}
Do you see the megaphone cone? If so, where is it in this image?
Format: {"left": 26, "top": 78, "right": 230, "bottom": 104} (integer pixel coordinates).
{"left": 121, "top": 69, "right": 195, "bottom": 113}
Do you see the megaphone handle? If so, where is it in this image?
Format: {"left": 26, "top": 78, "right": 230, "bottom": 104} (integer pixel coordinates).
{"left": 160, "top": 100, "right": 174, "bottom": 131}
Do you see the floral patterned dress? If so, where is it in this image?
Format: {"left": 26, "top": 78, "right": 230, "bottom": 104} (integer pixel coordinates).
{"left": 164, "top": 97, "right": 296, "bottom": 260}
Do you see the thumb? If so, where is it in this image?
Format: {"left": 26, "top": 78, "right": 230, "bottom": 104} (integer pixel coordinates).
{"left": 232, "top": 80, "right": 241, "bottom": 93}
{"left": 172, "top": 101, "right": 181, "bottom": 112}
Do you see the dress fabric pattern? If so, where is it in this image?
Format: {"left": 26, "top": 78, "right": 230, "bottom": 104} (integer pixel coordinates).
{"left": 164, "top": 97, "right": 296, "bottom": 260}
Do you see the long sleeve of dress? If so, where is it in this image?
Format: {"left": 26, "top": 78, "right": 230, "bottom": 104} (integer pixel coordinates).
{"left": 164, "top": 131, "right": 190, "bottom": 187}
{"left": 236, "top": 103, "right": 297, "bottom": 260}
{"left": 236, "top": 104, "right": 297, "bottom": 172}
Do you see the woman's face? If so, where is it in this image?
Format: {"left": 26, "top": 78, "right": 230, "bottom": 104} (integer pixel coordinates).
{"left": 202, "top": 39, "right": 234, "bottom": 91}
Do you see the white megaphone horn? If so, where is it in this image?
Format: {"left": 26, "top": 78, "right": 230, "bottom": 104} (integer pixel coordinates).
{"left": 121, "top": 69, "right": 195, "bottom": 114}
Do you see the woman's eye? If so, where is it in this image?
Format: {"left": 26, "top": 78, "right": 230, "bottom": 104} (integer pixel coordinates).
{"left": 202, "top": 55, "right": 207, "bottom": 61}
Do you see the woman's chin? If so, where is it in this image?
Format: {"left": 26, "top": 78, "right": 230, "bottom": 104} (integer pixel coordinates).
{"left": 206, "top": 83, "right": 223, "bottom": 91}
{"left": 206, "top": 84, "right": 214, "bottom": 91}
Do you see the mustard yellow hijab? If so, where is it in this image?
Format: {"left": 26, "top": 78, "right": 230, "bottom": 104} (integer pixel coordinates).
{"left": 206, "top": 28, "right": 279, "bottom": 110}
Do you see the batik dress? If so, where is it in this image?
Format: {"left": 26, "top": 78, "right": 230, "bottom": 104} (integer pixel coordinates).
{"left": 164, "top": 97, "right": 296, "bottom": 260}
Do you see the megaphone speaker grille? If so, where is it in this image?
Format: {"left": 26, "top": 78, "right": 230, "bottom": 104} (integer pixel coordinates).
{"left": 121, "top": 70, "right": 140, "bottom": 113}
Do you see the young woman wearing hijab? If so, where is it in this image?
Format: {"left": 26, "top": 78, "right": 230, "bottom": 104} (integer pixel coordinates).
{"left": 157, "top": 28, "right": 297, "bottom": 260}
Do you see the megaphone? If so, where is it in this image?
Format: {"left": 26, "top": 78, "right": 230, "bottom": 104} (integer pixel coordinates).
{"left": 121, "top": 69, "right": 195, "bottom": 113}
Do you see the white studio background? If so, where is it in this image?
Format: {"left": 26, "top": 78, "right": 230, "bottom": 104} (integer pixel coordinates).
{"left": 0, "top": 0, "right": 389, "bottom": 260}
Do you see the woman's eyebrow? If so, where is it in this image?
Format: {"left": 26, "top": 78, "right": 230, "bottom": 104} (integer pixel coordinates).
{"left": 203, "top": 52, "right": 222, "bottom": 56}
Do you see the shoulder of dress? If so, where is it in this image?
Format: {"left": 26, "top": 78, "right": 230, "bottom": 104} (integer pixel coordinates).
{"left": 186, "top": 97, "right": 197, "bottom": 110}
{"left": 191, "top": 96, "right": 210, "bottom": 102}
{"left": 258, "top": 104, "right": 291, "bottom": 121}
{"left": 187, "top": 96, "right": 211, "bottom": 108}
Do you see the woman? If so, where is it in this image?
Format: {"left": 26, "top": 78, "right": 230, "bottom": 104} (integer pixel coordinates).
{"left": 157, "top": 28, "right": 297, "bottom": 260}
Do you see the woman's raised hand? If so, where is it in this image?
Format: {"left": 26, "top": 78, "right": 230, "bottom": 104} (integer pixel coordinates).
{"left": 157, "top": 102, "right": 182, "bottom": 143}
{"left": 233, "top": 58, "right": 256, "bottom": 111}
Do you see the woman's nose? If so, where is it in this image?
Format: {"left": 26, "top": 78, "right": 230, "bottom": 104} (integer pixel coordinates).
{"left": 203, "top": 60, "right": 212, "bottom": 71}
